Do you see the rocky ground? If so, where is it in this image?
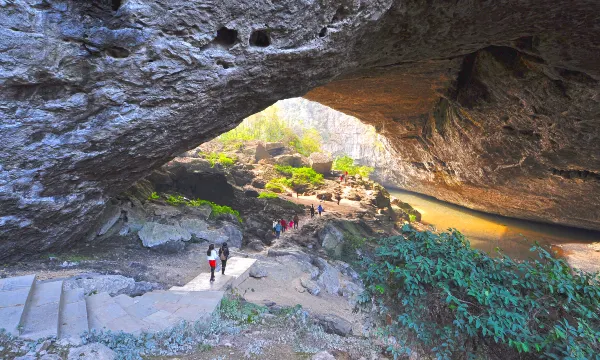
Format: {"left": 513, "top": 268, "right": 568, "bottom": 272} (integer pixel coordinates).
{"left": 1, "top": 142, "right": 416, "bottom": 359}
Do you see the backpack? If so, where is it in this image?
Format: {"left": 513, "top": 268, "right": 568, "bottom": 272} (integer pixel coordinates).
{"left": 219, "top": 248, "right": 227, "bottom": 261}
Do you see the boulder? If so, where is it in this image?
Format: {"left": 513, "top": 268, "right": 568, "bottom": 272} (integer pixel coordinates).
{"left": 315, "top": 260, "right": 342, "bottom": 295}
{"left": 248, "top": 240, "right": 265, "bottom": 252}
{"left": 372, "top": 185, "right": 391, "bottom": 209}
{"left": 318, "top": 223, "right": 345, "bottom": 258}
{"left": 63, "top": 274, "right": 160, "bottom": 297}
{"left": 251, "top": 178, "right": 267, "bottom": 189}
{"left": 263, "top": 231, "right": 276, "bottom": 246}
{"left": 244, "top": 188, "right": 260, "bottom": 198}
{"left": 231, "top": 168, "right": 255, "bottom": 186}
{"left": 68, "top": 343, "right": 116, "bottom": 360}
{"left": 222, "top": 223, "right": 243, "bottom": 248}
{"left": 138, "top": 222, "right": 191, "bottom": 248}
{"left": 249, "top": 265, "right": 268, "bottom": 278}
{"left": 300, "top": 277, "right": 321, "bottom": 296}
{"left": 185, "top": 204, "right": 212, "bottom": 220}
{"left": 315, "top": 314, "right": 353, "bottom": 337}
{"left": 309, "top": 153, "right": 333, "bottom": 174}
{"left": 265, "top": 142, "right": 287, "bottom": 156}
{"left": 316, "top": 191, "right": 333, "bottom": 201}
{"left": 255, "top": 142, "right": 271, "bottom": 162}
{"left": 274, "top": 154, "right": 309, "bottom": 167}
{"left": 178, "top": 217, "right": 209, "bottom": 239}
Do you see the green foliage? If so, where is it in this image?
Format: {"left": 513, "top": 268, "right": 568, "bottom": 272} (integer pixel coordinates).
{"left": 163, "top": 195, "right": 241, "bottom": 222}
{"left": 165, "top": 194, "right": 187, "bottom": 206}
{"left": 217, "top": 105, "right": 321, "bottom": 155}
{"left": 258, "top": 191, "right": 279, "bottom": 199}
{"left": 332, "top": 155, "right": 374, "bottom": 178}
{"left": 148, "top": 192, "right": 160, "bottom": 201}
{"left": 201, "top": 152, "right": 236, "bottom": 168}
{"left": 408, "top": 214, "right": 416, "bottom": 223}
{"left": 274, "top": 165, "right": 323, "bottom": 192}
{"left": 220, "top": 295, "right": 267, "bottom": 324}
{"left": 358, "top": 225, "right": 600, "bottom": 360}
{"left": 265, "top": 177, "right": 290, "bottom": 193}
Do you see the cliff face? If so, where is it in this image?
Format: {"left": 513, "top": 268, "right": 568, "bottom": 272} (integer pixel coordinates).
{"left": 1, "top": 0, "right": 599, "bottom": 259}
{"left": 306, "top": 47, "right": 600, "bottom": 231}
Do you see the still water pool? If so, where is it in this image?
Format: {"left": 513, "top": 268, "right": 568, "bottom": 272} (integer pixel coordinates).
{"left": 389, "top": 189, "right": 600, "bottom": 260}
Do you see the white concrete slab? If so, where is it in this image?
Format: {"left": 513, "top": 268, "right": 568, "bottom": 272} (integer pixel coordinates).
{"left": 170, "top": 257, "right": 256, "bottom": 292}
{"left": 0, "top": 274, "right": 35, "bottom": 335}
{"left": 20, "top": 281, "right": 63, "bottom": 340}
{"left": 59, "top": 289, "right": 88, "bottom": 340}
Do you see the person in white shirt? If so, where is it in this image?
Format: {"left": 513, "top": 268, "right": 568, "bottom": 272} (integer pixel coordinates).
{"left": 206, "top": 244, "right": 218, "bottom": 282}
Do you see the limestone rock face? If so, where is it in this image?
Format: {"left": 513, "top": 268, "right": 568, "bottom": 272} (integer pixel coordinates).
{"left": 1, "top": 0, "right": 599, "bottom": 259}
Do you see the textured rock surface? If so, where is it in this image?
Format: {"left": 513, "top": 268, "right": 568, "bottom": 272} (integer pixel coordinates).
{"left": 1, "top": 0, "right": 599, "bottom": 259}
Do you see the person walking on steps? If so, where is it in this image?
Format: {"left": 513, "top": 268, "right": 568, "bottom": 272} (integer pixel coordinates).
{"left": 310, "top": 204, "right": 315, "bottom": 218}
{"left": 272, "top": 220, "right": 278, "bottom": 234}
{"left": 293, "top": 214, "right": 299, "bottom": 229}
{"left": 281, "top": 218, "right": 287, "bottom": 233}
{"left": 317, "top": 204, "right": 324, "bottom": 216}
{"left": 207, "top": 244, "right": 218, "bottom": 282}
{"left": 219, "top": 242, "right": 230, "bottom": 275}
{"left": 289, "top": 219, "right": 294, "bottom": 230}
{"left": 275, "top": 221, "right": 282, "bottom": 238}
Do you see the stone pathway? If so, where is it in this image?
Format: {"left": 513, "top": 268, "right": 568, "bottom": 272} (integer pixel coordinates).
{"left": 0, "top": 257, "right": 255, "bottom": 341}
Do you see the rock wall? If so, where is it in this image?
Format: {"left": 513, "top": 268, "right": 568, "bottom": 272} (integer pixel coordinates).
{"left": 1, "top": 0, "right": 599, "bottom": 259}
{"left": 306, "top": 47, "right": 600, "bottom": 231}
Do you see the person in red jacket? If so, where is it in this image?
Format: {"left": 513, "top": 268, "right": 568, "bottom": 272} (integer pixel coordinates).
{"left": 280, "top": 218, "right": 287, "bottom": 233}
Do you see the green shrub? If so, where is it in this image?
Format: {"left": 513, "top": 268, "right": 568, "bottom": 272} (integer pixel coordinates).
{"left": 187, "top": 199, "right": 242, "bottom": 223}
{"left": 258, "top": 192, "right": 279, "bottom": 199}
{"left": 275, "top": 165, "right": 323, "bottom": 185}
{"left": 265, "top": 177, "right": 290, "bottom": 193}
{"left": 200, "top": 152, "right": 236, "bottom": 168}
{"left": 332, "top": 155, "right": 374, "bottom": 178}
{"left": 408, "top": 214, "right": 416, "bottom": 223}
{"left": 165, "top": 194, "right": 187, "bottom": 206}
{"left": 220, "top": 295, "right": 266, "bottom": 324}
{"left": 163, "top": 195, "right": 241, "bottom": 222}
{"left": 358, "top": 225, "right": 600, "bottom": 360}
{"left": 148, "top": 191, "right": 160, "bottom": 201}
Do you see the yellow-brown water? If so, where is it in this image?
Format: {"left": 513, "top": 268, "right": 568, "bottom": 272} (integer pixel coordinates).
{"left": 390, "top": 189, "right": 600, "bottom": 260}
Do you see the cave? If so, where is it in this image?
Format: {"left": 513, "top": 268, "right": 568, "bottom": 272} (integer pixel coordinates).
{"left": 214, "top": 27, "right": 238, "bottom": 47}
{"left": 0, "top": 0, "right": 599, "bottom": 261}
{"left": 249, "top": 30, "right": 271, "bottom": 47}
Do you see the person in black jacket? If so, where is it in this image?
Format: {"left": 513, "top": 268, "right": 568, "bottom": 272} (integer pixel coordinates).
{"left": 218, "top": 243, "right": 230, "bottom": 275}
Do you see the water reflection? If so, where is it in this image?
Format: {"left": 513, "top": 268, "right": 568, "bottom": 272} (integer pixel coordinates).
{"left": 389, "top": 189, "right": 600, "bottom": 260}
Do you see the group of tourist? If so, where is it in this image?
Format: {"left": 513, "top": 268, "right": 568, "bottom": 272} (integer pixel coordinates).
{"left": 205, "top": 176, "right": 338, "bottom": 282}
{"left": 272, "top": 214, "right": 300, "bottom": 238}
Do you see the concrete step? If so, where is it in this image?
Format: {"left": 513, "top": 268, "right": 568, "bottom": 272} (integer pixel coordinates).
{"left": 0, "top": 274, "right": 36, "bottom": 336}
{"left": 86, "top": 292, "right": 150, "bottom": 335}
{"left": 171, "top": 273, "right": 234, "bottom": 291}
{"left": 170, "top": 257, "right": 256, "bottom": 291}
{"left": 59, "top": 288, "right": 89, "bottom": 341}
{"left": 20, "top": 280, "right": 64, "bottom": 340}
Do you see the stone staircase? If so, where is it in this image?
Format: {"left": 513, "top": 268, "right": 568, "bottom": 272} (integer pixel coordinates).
{"left": 0, "top": 257, "right": 256, "bottom": 341}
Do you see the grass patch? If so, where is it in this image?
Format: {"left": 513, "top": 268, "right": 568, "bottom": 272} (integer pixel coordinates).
{"left": 258, "top": 191, "right": 279, "bottom": 199}
{"left": 332, "top": 155, "right": 374, "bottom": 178}
{"left": 148, "top": 191, "right": 160, "bottom": 201}
{"left": 274, "top": 165, "right": 323, "bottom": 193}
{"left": 199, "top": 151, "right": 236, "bottom": 168}
{"left": 265, "top": 178, "right": 290, "bottom": 193}
{"left": 164, "top": 195, "right": 242, "bottom": 222}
